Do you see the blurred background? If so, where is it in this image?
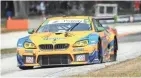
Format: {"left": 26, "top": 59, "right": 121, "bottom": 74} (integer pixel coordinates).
{"left": 1, "top": 1, "right": 141, "bottom": 77}
{"left": 1, "top": 1, "right": 141, "bottom": 18}
{"left": 1, "top": 1, "right": 141, "bottom": 31}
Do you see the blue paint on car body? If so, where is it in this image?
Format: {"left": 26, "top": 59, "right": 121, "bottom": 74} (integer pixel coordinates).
{"left": 79, "top": 33, "right": 99, "bottom": 45}
{"left": 77, "top": 33, "right": 101, "bottom": 64}
{"left": 88, "top": 50, "right": 100, "bottom": 64}
{"left": 109, "top": 40, "right": 114, "bottom": 46}
{"left": 109, "top": 40, "right": 115, "bottom": 51}
{"left": 17, "top": 35, "right": 32, "bottom": 48}
{"left": 17, "top": 53, "right": 24, "bottom": 66}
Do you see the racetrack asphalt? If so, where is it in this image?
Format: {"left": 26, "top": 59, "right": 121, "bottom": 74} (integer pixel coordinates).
{"left": 1, "top": 29, "right": 141, "bottom": 77}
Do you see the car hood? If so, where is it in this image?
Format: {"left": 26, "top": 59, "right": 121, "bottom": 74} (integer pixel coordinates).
{"left": 29, "top": 31, "right": 93, "bottom": 46}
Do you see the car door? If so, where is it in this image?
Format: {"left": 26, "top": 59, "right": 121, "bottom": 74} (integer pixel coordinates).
{"left": 92, "top": 19, "right": 110, "bottom": 53}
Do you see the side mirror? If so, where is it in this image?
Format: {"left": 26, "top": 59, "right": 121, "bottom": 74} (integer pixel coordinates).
{"left": 97, "top": 27, "right": 105, "bottom": 32}
{"left": 28, "top": 29, "right": 34, "bottom": 34}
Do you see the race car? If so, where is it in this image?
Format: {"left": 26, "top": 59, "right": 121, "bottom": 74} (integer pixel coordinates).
{"left": 17, "top": 16, "right": 118, "bottom": 70}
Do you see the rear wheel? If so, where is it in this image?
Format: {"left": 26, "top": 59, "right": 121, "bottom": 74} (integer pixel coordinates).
{"left": 110, "top": 37, "right": 117, "bottom": 61}
{"left": 19, "top": 66, "right": 33, "bottom": 70}
{"left": 98, "top": 39, "right": 103, "bottom": 63}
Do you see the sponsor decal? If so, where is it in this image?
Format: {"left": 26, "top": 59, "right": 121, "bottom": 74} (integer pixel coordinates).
{"left": 26, "top": 56, "right": 34, "bottom": 63}
{"left": 43, "top": 37, "right": 65, "bottom": 40}
{"left": 84, "top": 19, "right": 90, "bottom": 24}
{"left": 90, "top": 40, "right": 96, "bottom": 44}
{"left": 94, "top": 58, "right": 99, "bottom": 60}
{"left": 17, "top": 43, "right": 23, "bottom": 48}
{"left": 48, "top": 19, "right": 89, "bottom": 24}
{"left": 76, "top": 54, "right": 86, "bottom": 61}
{"left": 18, "top": 44, "right": 22, "bottom": 46}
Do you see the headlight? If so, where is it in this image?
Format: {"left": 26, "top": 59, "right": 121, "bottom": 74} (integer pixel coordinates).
{"left": 73, "top": 40, "right": 88, "bottom": 47}
{"left": 24, "top": 42, "right": 36, "bottom": 49}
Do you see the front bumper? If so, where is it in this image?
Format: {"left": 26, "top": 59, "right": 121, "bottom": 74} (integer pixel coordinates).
{"left": 17, "top": 45, "right": 98, "bottom": 66}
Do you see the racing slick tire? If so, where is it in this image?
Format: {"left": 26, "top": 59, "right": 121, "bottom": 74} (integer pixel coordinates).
{"left": 98, "top": 38, "right": 103, "bottom": 63}
{"left": 19, "top": 66, "right": 33, "bottom": 70}
{"left": 110, "top": 37, "right": 117, "bottom": 61}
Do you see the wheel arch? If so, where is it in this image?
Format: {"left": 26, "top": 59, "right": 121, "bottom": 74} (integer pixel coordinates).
{"left": 114, "top": 35, "right": 118, "bottom": 50}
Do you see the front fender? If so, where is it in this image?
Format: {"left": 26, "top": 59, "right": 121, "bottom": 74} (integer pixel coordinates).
{"left": 17, "top": 35, "right": 31, "bottom": 48}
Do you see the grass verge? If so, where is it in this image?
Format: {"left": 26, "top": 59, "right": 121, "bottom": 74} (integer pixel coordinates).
{"left": 1, "top": 48, "right": 16, "bottom": 54}
{"left": 1, "top": 19, "right": 6, "bottom": 28}
{"left": 72, "top": 56, "right": 141, "bottom": 77}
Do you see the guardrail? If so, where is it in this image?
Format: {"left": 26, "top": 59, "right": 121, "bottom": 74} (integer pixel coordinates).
{"left": 97, "top": 14, "right": 141, "bottom": 24}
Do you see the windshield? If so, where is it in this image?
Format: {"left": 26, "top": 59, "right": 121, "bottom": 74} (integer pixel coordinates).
{"left": 37, "top": 19, "right": 91, "bottom": 33}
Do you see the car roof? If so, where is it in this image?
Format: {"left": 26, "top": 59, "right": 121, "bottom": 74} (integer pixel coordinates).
{"left": 47, "top": 16, "right": 93, "bottom": 20}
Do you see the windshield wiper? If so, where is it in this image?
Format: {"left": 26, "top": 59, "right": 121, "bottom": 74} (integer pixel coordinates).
{"left": 64, "top": 22, "right": 81, "bottom": 37}
{"left": 67, "top": 22, "right": 81, "bottom": 31}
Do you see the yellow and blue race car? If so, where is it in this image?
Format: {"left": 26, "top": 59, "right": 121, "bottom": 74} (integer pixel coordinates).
{"left": 17, "top": 16, "right": 118, "bottom": 70}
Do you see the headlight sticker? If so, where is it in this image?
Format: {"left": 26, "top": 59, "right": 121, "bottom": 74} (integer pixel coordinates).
{"left": 73, "top": 40, "right": 88, "bottom": 47}
{"left": 90, "top": 40, "right": 96, "bottom": 44}
{"left": 76, "top": 54, "right": 86, "bottom": 61}
{"left": 24, "top": 42, "right": 36, "bottom": 49}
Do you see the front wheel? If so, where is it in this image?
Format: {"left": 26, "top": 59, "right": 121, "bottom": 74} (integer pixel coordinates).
{"left": 19, "top": 66, "right": 33, "bottom": 70}
{"left": 110, "top": 38, "right": 117, "bottom": 61}
{"left": 98, "top": 39, "right": 103, "bottom": 63}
